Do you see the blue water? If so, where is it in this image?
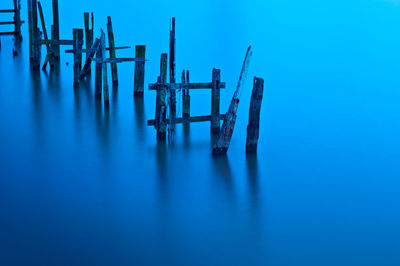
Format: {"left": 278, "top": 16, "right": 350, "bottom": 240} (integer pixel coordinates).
{"left": 1, "top": 0, "right": 400, "bottom": 265}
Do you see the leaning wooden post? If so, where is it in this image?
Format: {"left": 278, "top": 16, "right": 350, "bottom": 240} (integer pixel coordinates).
{"left": 246, "top": 77, "right": 264, "bottom": 153}
{"left": 72, "top": 28, "right": 83, "bottom": 88}
{"left": 52, "top": 0, "right": 60, "bottom": 63}
{"left": 211, "top": 68, "right": 221, "bottom": 134}
{"left": 95, "top": 32, "right": 103, "bottom": 99}
{"left": 84, "top": 12, "right": 94, "bottom": 61}
{"left": 134, "top": 45, "right": 146, "bottom": 97}
{"left": 107, "top": 16, "right": 118, "bottom": 87}
{"left": 213, "top": 46, "right": 253, "bottom": 156}
{"left": 155, "top": 53, "right": 168, "bottom": 140}
{"left": 101, "top": 30, "right": 109, "bottom": 108}
{"left": 182, "top": 70, "right": 190, "bottom": 119}
{"left": 38, "top": 1, "right": 53, "bottom": 70}
{"left": 13, "top": 0, "right": 22, "bottom": 40}
{"left": 80, "top": 38, "right": 100, "bottom": 80}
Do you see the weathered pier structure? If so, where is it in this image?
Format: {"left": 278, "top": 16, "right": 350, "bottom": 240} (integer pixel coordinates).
{"left": 0, "top": 0, "right": 23, "bottom": 40}
{"left": 246, "top": 77, "right": 264, "bottom": 153}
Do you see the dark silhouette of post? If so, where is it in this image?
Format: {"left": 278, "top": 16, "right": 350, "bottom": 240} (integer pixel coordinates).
{"left": 211, "top": 68, "right": 221, "bottom": 134}
{"left": 246, "top": 77, "right": 264, "bottom": 153}
{"left": 107, "top": 16, "right": 118, "bottom": 87}
{"left": 134, "top": 45, "right": 146, "bottom": 97}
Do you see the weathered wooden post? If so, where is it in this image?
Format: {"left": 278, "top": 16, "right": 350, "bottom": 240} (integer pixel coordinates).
{"left": 213, "top": 46, "right": 252, "bottom": 156}
{"left": 84, "top": 12, "right": 94, "bottom": 62}
{"left": 13, "top": 0, "right": 22, "bottom": 40}
{"left": 107, "top": 16, "right": 118, "bottom": 87}
{"left": 155, "top": 53, "right": 168, "bottom": 140}
{"left": 211, "top": 68, "right": 221, "bottom": 134}
{"left": 246, "top": 77, "right": 264, "bottom": 153}
{"left": 182, "top": 70, "right": 190, "bottom": 119}
{"left": 73, "top": 28, "right": 83, "bottom": 88}
{"left": 101, "top": 30, "right": 109, "bottom": 107}
{"left": 95, "top": 32, "right": 103, "bottom": 99}
{"left": 28, "top": 0, "right": 41, "bottom": 70}
{"left": 52, "top": 0, "right": 60, "bottom": 63}
{"left": 169, "top": 17, "right": 176, "bottom": 135}
{"left": 134, "top": 45, "right": 146, "bottom": 97}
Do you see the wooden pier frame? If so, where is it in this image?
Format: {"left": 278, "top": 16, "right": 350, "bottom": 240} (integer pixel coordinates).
{"left": 246, "top": 77, "right": 264, "bottom": 153}
{"left": 134, "top": 45, "right": 146, "bottom": 97}
{"left": 154, "top": 53, "right": 168, "bottom": 140}
{"left": 169, "top": 17, "right": 177, "bottom": 135}
{"left": 148, "top": 68, "right": 226, "bottom": 137}
{"left": 0, "top": 0, "right": 24, "bottom": 40}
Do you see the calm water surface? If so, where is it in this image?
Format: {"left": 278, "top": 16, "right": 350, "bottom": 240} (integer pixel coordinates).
{"left": 1, "top": 0, "right": 400, "bottom": 265}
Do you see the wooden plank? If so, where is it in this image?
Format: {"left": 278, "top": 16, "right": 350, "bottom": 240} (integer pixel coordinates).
{"left": 211, "top": 68, "right": 221, "bottom": 134}
{"left": 148, "top": 82, "right": 226, "bottom": 90}
{"left": 148, "top": 114, "right": 226, "bottom": 126}
{"left": 84, "top": 12, "right": 93, "bottom": 62}
{"left": 39, "top": 39, "right": 73, "bottom": 45}
{"left": 213, "top": 46, "right": 253, "bottom": 156}
{"left": 246, "top": 77, "right": 264, "bottom": 153}
{"left": 134, "top": 45, "right": 146, "bottom": 97}
{"left": 52, "top": 0, "right": 60, "bottom": 62}
{"left": 0, "top": 31, "right": 16, "bottom": 35}
{"left": 65, "top": 46, "right": 130, "bottom": 53}
{"left": 0, "top": 21, "right": 16, "bottom": 25}
{"left": 107, "top": 16, "right": 118, "bottom": 87}
{"left": 79, "top": 38, "right": 100, "bottom": 80}
{"left": 0, "top": 9, "right": 16, "bottom": 13}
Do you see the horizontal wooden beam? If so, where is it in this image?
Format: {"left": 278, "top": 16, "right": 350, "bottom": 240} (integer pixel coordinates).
{"left": 147, "top": 114, "right": 226, "bottom": 126}
{"left": 93, "top": 57, "right": 147, "bottom": 64}
{"left": 38, "top": 39, "right": 74, "bottom": 45}
{"left": 0, "top": 9, "right": 16, "bottom": 13}
{"left": 65, "top": 46, "right": 130, "bottom": 53}
{"left": 0, "top": 31, "right": 15, "bottom": 35}
{"left": 0, "top": 21, "right": 15, "bottom": 25}
{"left": 149, "top": 82, "right": 226, "bottom": 91}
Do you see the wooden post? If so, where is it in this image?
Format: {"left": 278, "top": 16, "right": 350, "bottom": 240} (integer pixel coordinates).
{"left": 211, "top": 68, "right": 221, "bottom": 134}
{"left": 246, "top": 77, "right": 264, "bottom": 153}
{"left": 95, "top": 32, "right": 103, "bottom": 99}
{"left": 182, "top": 70, "right": 191, "bottom": 119}
{"left": 73, "top": 29, "right": 83, "bottom": 88}
{"left": 13, "top": 0, "right": 22, "bottom": 40}
{"left": 107, "top": 16, "right": 118, "bottom": 87}
{"left": 169, "top": 17, "right": 176, "bottom": 139}
{"left": 101, "top": 30, "right": 109, "bottom": 108}
{"left": 52, "top": 0, "right": 60, "bottom": 63}
{"left": 213, "top": 46, "right": 252, "bottom": 156}
{"left": 84, "top": 12, "right": 94, "bottom": 63}
{"left": 155, "top": 53, "right": 168, "bottom": 140}
{"left": 28, "top": 0, "right": 41, "bottom": 70}
{"left": 134, "top": 45, "right": 146, "bottom": 97}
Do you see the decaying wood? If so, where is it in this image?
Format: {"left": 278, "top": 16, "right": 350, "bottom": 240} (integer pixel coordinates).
{"left": 38, "top": 1, "right": 54, "bottom": 70}
{"left": 168, "top": 17, "right": 176, "bottom": 139}
{"left": 246, "top": 77, "right": 264, "bottom": 153}
{"left": 213, "top": 46, "right": 253, "bottom": 156}
{"left": 148, "top": 114, "right": 226, "bottom": 126}
{"left": 182, "top": 70, "right": 190, "bottom": 119}
{"left": 52, "top": 0, "right": 60, "bottom": 62}
{"left": 95, "top": 32, "right": 103, "bottom": 99}
{"left": 84, "top": 12, "right": 93, "bottom": 61}
{"left": 148, "top": 82, "right": 226, "bottom": 91}
{"left": 13, "top": 0, "right": 22, "bottom": 40}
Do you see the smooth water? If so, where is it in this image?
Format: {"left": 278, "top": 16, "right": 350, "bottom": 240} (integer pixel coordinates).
{"left": 1, "top": 0, "right": 400, "bottom": 265}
